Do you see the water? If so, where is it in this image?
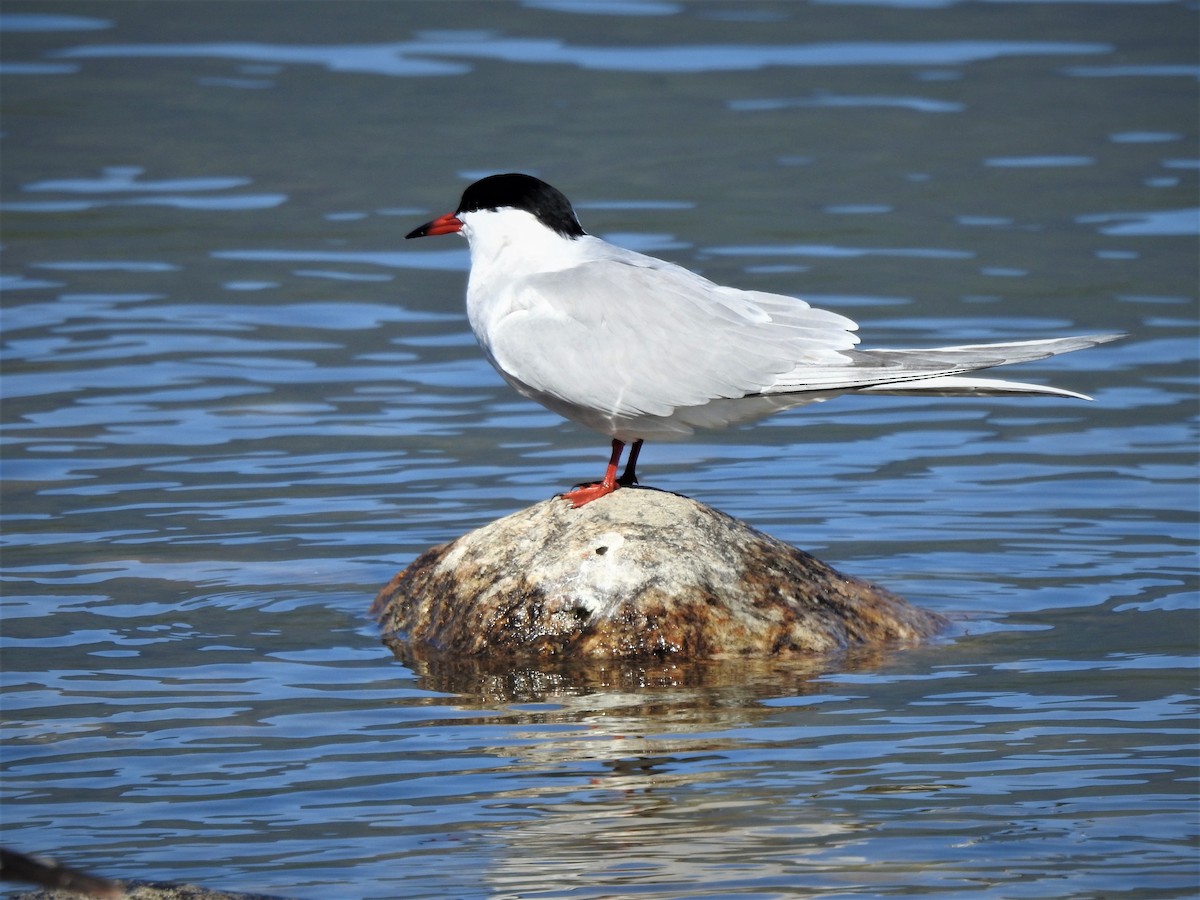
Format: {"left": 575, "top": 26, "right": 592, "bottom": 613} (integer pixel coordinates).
{"left": 1, "top": 2, "right": 1196, "bottom": 898}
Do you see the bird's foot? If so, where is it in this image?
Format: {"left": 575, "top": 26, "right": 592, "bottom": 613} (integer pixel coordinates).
{"left": 559, "top": 480, "right": 619, "bottom": 508}
{"left": 616, "top": 471, "right": 638, "bottom": 487}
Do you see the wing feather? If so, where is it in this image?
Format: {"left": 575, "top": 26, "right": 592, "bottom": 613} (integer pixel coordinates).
{"left": 476, "top": 236, "right": 1123, "bottom": 438}
{"left": 485, "top": 253, "right": 860, "bottom": 420}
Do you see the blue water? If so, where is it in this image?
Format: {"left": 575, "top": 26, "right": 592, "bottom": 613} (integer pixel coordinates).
{"left": 1, "top": 2, "right": 1197, "bottom": 898}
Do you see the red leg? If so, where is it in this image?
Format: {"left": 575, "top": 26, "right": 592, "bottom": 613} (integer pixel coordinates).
{"left": 561, "top": 439, "right": 624, "bottom": 508}
{"left": 618, "top": 439, "right": 643, "bottom": 486}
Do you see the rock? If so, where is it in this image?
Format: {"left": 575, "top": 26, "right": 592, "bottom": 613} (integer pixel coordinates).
{"left": 3, "top": 846, "right": 291, "bottom": 900}
{"left": 13, "top": 887, "right": 290, "bottom": 900}
{"left": 374, "top": 488, "right": 947, "bottom": 660}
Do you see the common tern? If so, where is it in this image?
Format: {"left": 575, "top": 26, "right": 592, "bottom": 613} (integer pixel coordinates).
{"left": 407, "top": 173, "right": 1122, "bottom": 507}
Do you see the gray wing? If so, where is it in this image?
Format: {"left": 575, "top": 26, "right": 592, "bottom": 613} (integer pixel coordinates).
{"left": 485, "top": 252, "right": 861, "bottom": 419}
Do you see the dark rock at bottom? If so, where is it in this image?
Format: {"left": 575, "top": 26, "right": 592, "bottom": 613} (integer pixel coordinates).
{"left": 3, "top": 845, "right": 289, "bottom": 900}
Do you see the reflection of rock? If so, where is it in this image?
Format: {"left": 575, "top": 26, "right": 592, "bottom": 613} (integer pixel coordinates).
{"left": 396, "top": 651, "right": 835, "bottom": 703}
{"left": 375, "top": 489, "right": 946, "bottom": 660}
{"left": 387, "top": 645, "right": 903, "bottom": 900}
{"left": 390, "top": 644, "right": 909, "bottom": 722}
{"left": 483, "top": 775, "right": 864, "bottom": 898}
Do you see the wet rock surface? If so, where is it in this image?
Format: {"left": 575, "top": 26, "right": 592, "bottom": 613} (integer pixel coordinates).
{"left": 3, "top": 846, "right": 290, "bottom": 900}
{"left": 374, "top": 488, "right": 947, "bottom": 659}
{"left": 12, "top": 887, "right": 288, "bottom": 900}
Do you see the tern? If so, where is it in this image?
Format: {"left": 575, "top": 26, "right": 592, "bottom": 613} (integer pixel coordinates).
{"left": 407, "top": 173, "right": 1122, "bottom": 507}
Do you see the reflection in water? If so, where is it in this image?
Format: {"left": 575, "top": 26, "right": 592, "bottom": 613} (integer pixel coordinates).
{"left": 50, "top": 36, "right": 1113, "bottom": 76}
{"left": 394, "top": 647, "right": 908, "bottom": 897}
{"left": 393, "top": 642, "right": 893, "bottom": 710}
{"left": 3, "top": 166, "right": 287, "bottom": 213}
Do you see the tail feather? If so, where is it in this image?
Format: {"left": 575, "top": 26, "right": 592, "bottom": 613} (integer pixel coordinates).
{"left": 858, "top": 375, "right": 1094, "bottom": 401}
{"left": 861, "top": 333, "right": 1126, "bottom": 371}
{"left": 770, "top": 333, "right": 1126, "bottom": 395}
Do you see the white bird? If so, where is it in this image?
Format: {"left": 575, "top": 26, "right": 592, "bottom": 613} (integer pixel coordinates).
{"left": 407, "top": 173, "right": 1123, "bottom": 507}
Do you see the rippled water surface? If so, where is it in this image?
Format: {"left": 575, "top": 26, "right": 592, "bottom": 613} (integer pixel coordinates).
{"left": 1, "top": 2, "right": 1197, "bottom": 898}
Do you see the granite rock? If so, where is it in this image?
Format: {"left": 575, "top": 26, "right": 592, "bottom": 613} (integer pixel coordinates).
{"left": 374, "top": 489, "right": 947, "bottom": 659}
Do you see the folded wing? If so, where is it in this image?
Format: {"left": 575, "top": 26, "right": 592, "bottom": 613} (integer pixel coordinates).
{"left": 486, "top": 251, "right": 861, "bottom": 418}
{"left": 483, "top": 247, "right": 1123, "bottom": 428}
